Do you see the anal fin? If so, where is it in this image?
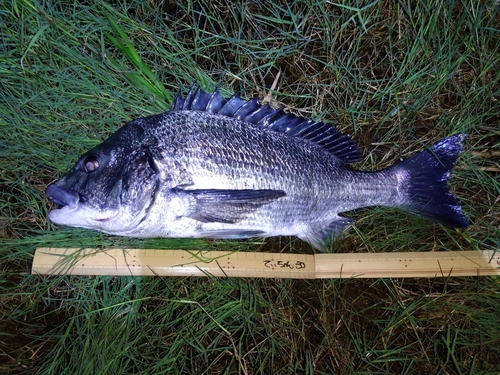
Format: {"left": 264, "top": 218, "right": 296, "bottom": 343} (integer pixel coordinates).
{"left": 299, "top": 217, "right": 353, "bottom": 251}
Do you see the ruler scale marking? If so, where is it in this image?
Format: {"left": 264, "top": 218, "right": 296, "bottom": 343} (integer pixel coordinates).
{"left": 32, "top": 248, "right": 499, "bottom": 278}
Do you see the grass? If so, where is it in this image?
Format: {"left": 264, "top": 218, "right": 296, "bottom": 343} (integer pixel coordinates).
{"left": 1, "top": 0, "right": 499, "bottom": 373}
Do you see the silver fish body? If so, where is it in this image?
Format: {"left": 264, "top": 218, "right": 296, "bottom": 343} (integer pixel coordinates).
{"left": 46, "top": 85, "right": 468, "bottom": 250}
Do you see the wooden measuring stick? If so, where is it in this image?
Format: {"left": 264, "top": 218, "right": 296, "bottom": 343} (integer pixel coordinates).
{"left": 32, "top": 247, "right": 499, "bottom": 279}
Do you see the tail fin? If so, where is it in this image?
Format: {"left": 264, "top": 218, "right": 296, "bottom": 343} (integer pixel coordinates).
{"left": 393, "top": 134, "right": 468, "bottom": 228}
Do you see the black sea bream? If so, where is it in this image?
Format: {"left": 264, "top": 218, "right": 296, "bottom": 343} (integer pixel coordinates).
{"left": 46, "top": 84, "right": 468, "bottom": 250}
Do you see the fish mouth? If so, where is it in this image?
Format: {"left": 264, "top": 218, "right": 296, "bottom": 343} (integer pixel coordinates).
{"left": 46, "top": 184, "right": 119, "bottom": 226}
{"left": 47, "top": 201, "right": 119, "bottom": 228}
{"left": 46, "top": 172, "right": 159, "bottom": 232}
{"left": 46, "top": 184, "right": 80, "bottom": 208}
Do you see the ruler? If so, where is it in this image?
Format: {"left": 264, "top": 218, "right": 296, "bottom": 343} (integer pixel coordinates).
{"left": 32, "top": 247, "right": 499, "bottom": 279}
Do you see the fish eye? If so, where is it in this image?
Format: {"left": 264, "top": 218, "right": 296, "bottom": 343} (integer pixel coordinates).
{"left": 82, "top": 155, "right": 100, "bottom": 173}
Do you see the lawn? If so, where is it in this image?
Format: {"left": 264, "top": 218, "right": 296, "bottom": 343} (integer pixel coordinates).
{"left": 1, "top": 1, "right": 499, "bottom": 374}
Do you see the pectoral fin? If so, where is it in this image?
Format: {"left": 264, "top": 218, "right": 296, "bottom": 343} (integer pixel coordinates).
{"left": 172, "top": 188, "right": 286, "bottom": 224}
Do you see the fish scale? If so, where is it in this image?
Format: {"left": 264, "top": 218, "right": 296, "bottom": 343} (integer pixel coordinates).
{"left": 46, "top": 84, "right": 468, "bottom": 250}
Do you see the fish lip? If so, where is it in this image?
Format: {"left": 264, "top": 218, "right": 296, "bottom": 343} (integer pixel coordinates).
{"left": 48, "top": 205, "right": 77, "bottom": 217}
{"left": 46, "top": 184, "right": 80, "bottom": 209}
{"left": 47, "top": 204, "right": 78, "bottom": 225}
{"left": 46, "top": 181, "right": 120, "bottom": 224}
{"left": 48, "top": 203, "right": 119, "bottom": 227}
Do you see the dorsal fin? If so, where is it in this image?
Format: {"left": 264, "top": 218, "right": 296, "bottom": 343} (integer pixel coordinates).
{"left": 172, "top": 83, "right": 362, "bottom": 164}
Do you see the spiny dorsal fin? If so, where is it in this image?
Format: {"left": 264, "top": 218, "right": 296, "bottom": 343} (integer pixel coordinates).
{"left": 172, "top": 83, "right": 362, "bottom": 164}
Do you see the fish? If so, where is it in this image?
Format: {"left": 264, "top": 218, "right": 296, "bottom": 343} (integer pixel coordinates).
{"left": 46, "top": 83, "right": 468, "bottom": 251}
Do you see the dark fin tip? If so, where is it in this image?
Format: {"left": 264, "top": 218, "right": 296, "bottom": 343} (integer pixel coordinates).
{"left": 171, "top": 83, "right": 362, "bottom": 164}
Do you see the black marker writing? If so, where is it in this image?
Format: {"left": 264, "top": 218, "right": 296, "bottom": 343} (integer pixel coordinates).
{"left": 263, "top": 259, "right": 306, "bottom": 270}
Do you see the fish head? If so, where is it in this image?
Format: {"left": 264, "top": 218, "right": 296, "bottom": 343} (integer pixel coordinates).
{"left": 46, "top": 121, "right": 160, "bottom": 234}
